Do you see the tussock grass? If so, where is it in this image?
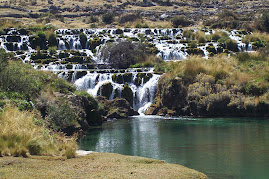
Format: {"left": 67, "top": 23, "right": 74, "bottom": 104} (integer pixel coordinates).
{"left": 243, "top": 32, "right": 269, "bottom": 43}
{"left": 0, "top": 106, "right": 77, "bottom": 157}
{"left": 156, "top": 53, "right": 268, "bottom": 93}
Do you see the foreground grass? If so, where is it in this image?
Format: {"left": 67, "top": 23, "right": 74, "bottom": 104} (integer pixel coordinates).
{"left": 0, "top": 153, "right": 207, "bottom": 179}
{"left": 0, "top": 106, "right": 77, "bottom": 158}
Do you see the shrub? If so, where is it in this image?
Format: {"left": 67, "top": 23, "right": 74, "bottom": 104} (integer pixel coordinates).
{"left": 183, "top": 59, "right": 206, "bottom": 80}
{"left": 51, "top": 78, "right": 76, "bottom": 94}
{"left": 46, "top": 97, "right": 78, "bottom": 132}
{"left": 119, "top": 13, "right": 140, "bottom": 24}
{"left": 48, "top": 46, "right": 57, "bottom": 56}
{"left": 171, "top": 16, "right": 192, "bottom": 28}
{"left": 101, "top": 41, "right": 152, "bottom": 69}
{"left": 195, "top": 31, "right": 206, "bottom": 43}
{"left": 48, "top": 32, "right": 57, "bottom": 47}
{"left": 79, "top": 33, "right": 87, "bottom": 49}
{"left": 183, "top": 30, "right": 195, "bottom": 40}
{"left": 89, "top": 15, "right": 99, "bottom": 23}
{"left": 225, "top": 39, "right": 238, "bottom": 52}
{"left": 0, "top": 61, "right": 48, "bottom": 98}
{"left": 102, "top": 12, "right": 114, "bottom": 24}
{"left": 0, "top": 49, "right": 8, "bottom": 72}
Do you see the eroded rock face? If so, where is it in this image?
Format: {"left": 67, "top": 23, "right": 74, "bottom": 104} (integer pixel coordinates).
{"left": 96, "top": 96, "right": 139, "bottom": 119}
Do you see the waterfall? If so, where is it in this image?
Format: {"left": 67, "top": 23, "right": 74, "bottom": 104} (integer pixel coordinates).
{"left": 73, "top": 70, "right": 160, "bottom": 114}
{"left": 0, "top": 28, "right": 254, "bottom": 64}
{"left": 0, "top": 28, "right": 257, "bottom": 115}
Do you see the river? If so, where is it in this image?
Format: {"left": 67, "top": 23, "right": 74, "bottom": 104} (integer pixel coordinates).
{"left": 79, "top": 116, "right": 269, "bottom": 179}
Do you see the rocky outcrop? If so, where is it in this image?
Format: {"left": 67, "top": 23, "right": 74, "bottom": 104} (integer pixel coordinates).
{"left": 145, "top": 75, "right": 187, "bottom": 116}
{"left": 96, "top": 96, "right": 139, "bottom": 119}
{"left": 146, "top": 73, "right": 269, "bottom": 118}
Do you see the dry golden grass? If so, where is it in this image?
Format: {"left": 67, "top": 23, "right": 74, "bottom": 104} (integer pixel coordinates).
{"left": 0, "top": 153, "right": 207, "bottom": 179}
{"left": 0, "top": 106, "right": 77, "bottom": 157}
{"left": 243, "top": 32, "right": 269, "bottom": 43}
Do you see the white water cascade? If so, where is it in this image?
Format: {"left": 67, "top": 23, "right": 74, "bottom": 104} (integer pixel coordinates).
{"left": 74, "top": 70, "right": 160, "bottom": 114}
{"left": 0, "top": 28, "right": 257, "bottom": 115}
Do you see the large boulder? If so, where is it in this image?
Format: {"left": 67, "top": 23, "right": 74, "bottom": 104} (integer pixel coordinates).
{"left": 96, "top": 96, "right": 138, "bottom": 118}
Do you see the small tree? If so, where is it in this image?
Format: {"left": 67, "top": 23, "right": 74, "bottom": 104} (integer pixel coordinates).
{"left": 101, "top": 41, "right": 136, "bottom": 68}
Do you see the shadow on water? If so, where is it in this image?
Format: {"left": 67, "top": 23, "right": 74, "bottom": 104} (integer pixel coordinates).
{"left": 79, "top": 116, "right": 269, "bottom": 179}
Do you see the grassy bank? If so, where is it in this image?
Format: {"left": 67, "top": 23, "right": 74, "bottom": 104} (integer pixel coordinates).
{"left": 0, "top": 153, "right": 207, "bottom": 179}
{"left": 0, "top": 106, "right": 77, "bottom": 158}
{"left": 147, "top": 52, "right": 269, "bottom": 117}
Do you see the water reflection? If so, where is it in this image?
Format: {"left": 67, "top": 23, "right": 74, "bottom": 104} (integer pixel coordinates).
{"left": 79, "top": 117, "right": 269, "bottom": 178}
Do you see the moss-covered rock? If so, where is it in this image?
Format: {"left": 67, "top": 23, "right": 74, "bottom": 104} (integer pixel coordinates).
{"left": 98, "top": 82, "right": 113, "bottom": 99}
{"left": 88, "top": 37, "right": 101, "bottom": 50}
{"left": 122, "top": 73, "right": 132, "bottom": 83}
{"left": 76, "top": 71, "right": 87, "bottom": 79}
{"left": 186, "top": 48, "right": 204, "bottom": 56}
{"left": 121, "top": 83, "right": 133, "bottom": 106}
{"left": 206, "top": 46, "right": 217, "bottom": 54}
{"left": 96, "top": 96, "right": 138, "bottom": 118}
{"left": 112, "top": 74, "right": 124, "bottom": 84}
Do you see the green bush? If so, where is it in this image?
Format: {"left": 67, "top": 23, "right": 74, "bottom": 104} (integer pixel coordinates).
{"left": 48, "top": 46, "right": 57, "bottom": 56}
{"left": 225, "top": 39, "right": 238, "bottom": 52}
{"left": 48, "top": 33, "right": 57, "bottom": 47}
{"left": 46, "top": 97, "right": 78, "bottom": 131}
{"left": 0, "top": 61, "right": 48, "bottom": 98}
{"left": 119, "top": 13, "right": 140, "bottom": 24}
{"left": 51, "top": 78, "right": 76, "bottom": 94}
{"left": 79, "top": 33, "right": 87, "bottom": 49}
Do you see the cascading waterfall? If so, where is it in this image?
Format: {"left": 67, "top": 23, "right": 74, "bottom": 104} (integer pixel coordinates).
{"left": 74, "top": 70, "right": 160, "bottom": 114}
{"left": 0, "top": 28, "right": 257, "bottom": 115}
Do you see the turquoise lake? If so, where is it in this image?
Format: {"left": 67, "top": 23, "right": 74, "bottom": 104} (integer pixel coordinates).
{"left": 78, "top": 116, "right": 269, "bottom": 178}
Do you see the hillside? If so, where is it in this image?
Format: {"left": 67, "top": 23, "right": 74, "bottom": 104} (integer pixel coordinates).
{"left": 0, "top": 0, "right": 268, "bottom": 29}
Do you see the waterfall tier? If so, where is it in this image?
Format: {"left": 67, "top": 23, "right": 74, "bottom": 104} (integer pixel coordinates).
{"left": 64, "top": 69, "right": 160, "bottom": 115}
{"left": 0, "top": 28, "right": 253, "bottom": 66}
